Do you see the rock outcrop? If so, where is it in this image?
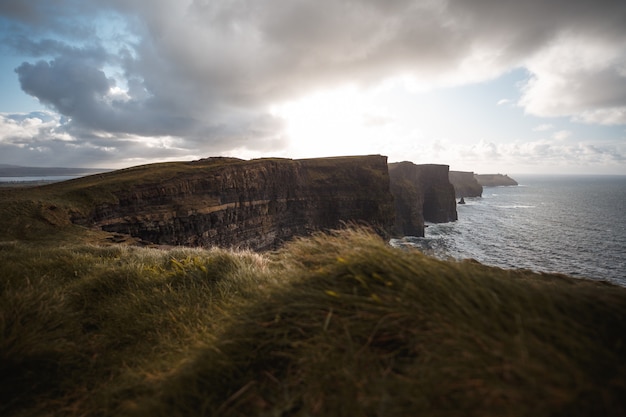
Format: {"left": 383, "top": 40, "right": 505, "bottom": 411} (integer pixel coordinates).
{"left": 73, "top": 155, "right": 395, "bottom": 250}
{"left": 449, "top": 171, "right": 483, "bottom": 198}
{"left": 475, "top": 174, "right": 518, "bottom": 187}
{"left": 388, "top": 162, "right": 457, "bottom": 237}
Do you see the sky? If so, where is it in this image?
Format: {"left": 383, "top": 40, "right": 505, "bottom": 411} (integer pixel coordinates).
{"left": 1, "top": 0, "right": 625, "bottom": 175}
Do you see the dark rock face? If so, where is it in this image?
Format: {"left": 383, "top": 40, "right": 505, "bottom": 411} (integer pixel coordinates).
{"left": 449, "top": 171, "right": 483, "bottom": 198}
{"left": 80, "top": 155, "right": 395, "bottom": 250}
{"left": 474, "top": 174, "right": 518, "bottom": 187}
{"left": 67, "top": 155, "right": 459, "bottom": 248}
{"left": 388, "top": 162, "right": 457, "bottom": 237}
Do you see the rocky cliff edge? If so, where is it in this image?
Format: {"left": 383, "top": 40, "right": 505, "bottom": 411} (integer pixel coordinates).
{"left": 389, "top": 162, "right": 457, "bottom": 237}
{"left": 72, "top": 155, "right": 395, "bottom": 250}
{"left": 449, "top": 171, "right": 483, "bottom": 198}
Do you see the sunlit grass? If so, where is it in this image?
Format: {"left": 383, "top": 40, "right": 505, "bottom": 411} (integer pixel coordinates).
{"left": 1, "top": 229, "right": 625, "bottom": 416}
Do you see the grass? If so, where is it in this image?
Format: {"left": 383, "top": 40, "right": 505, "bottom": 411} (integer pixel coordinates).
{"left": 1, "top": 228, "right": 625, "bottom": 416}
{"left": 0, "top": 157, "right": 254, "bottom": 243}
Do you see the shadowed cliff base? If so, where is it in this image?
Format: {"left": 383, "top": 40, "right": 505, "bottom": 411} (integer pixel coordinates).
{"left": 1, "top": 228, "right": 625, "bottom": 417}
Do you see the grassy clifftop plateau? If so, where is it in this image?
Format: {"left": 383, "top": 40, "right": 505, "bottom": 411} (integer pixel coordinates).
{"left": 0, "top": 158, "right": 245, "bottom": 243}
{"left": 2, "top": 228, "right": 625, "bottom": 416}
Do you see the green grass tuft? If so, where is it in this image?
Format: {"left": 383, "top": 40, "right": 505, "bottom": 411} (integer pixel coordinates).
{"left": 1, "top": 229, "right": 625, "bottom": 416}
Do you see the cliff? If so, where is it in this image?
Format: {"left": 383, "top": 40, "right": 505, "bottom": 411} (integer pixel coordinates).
{"left": 0, "top": 155, "right": 462, "bottom": 248}
{"left": 475, "top": 174, "right": 518, "bottom": 187}
{"left": 68, "top": 155, "right": 395, "bottom": 250}
{"left": 388, "top": 162, "right": 457, "bottom": 237}
{"left": 449, "top": 171, "right": 483, "bottom": 198}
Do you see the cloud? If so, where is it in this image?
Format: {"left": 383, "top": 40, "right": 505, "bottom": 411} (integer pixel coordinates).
{"left": 512, "top": 140, "right": 625, "bottom": 169}
{"left": 532, "top": 124, "right": 554, "bottom": 132}
{"left": 0, "top": 111, "right": 111, "bottom": 167}
{"left": 1, "top": 0, "right": 626, "bottom": 167}
{"left": 448, "top": 138, "right": 626, "bottom": 174}
{"left": 0, "top": 114, "right": 280, "bottom": 169}
{"left": 460, "top": 140, "right": 502, "bottom": 160}
{"left": 392, "top": 136, "right": 626, "bottom": 174}
{"left": 519, "top": 31, "right": 626, "bottom": 124}
{"left": 508, "top": 140, "right": 626, "bottom": 169}
{"left": 574, "top": 108, "right": 626, "bottom": 125}
{"left": 0, "top": 110, "right": 286, "bottom": 168}
{"left": 552, "top": 130, "right": 572, "bottom": 141}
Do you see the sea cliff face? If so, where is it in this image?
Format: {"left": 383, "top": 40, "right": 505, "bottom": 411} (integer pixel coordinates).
{"left": 449, "top": 171, "right": 483, "bottom": 198}
{"left": 389, "top": 162, "right": 457, "bottom": 237}
{"left": 1, "top": 155, "right": 461, "bottom": 248}
{"left": 75, "top": 155, "right": 395, "bottom": 250}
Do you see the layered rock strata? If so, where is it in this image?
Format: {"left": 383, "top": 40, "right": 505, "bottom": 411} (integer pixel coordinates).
{"left": 389, "top": 162, "right": 457, "bottom": 237}
{"left": 75, "top": 155, "right": 395, "bottom": 250}
{"left": 449, "top": 171, "right": 483, "bottom": 198}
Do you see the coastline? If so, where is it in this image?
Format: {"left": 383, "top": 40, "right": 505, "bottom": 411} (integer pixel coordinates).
{"left": 409, "top": 174, "right": 626, "bottom": 286}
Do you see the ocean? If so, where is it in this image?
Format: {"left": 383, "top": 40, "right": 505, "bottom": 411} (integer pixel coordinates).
{"left": 392, "top": 175, "right": 626, "bottom": 286}
{"left": 0, "top": 176, "right": 81, "bottom": 182}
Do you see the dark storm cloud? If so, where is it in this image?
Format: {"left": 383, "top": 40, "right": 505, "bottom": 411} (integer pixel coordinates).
{"left": 16, "top": 59, "right": 111, "bottom": 119}
{"left": 2, "top": 0, "right": 626, "bottom": 163}
{"left": 14, "top": 56, "right": 202, "bottom": 136}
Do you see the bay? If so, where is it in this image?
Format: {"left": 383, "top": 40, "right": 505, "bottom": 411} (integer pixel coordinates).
{"left": 392, "top": 175, "right": 626, "bottom": 286}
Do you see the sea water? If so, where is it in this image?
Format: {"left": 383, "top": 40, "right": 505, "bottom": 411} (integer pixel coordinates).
{"left": 392, "top": 175, "right": 626, "bottom": 286}
{"left": 0, "top": 176, "right": 80, "bottom": 182}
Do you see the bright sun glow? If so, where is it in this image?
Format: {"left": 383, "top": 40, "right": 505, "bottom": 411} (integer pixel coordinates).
{"left": 270, "top": 86, "right": 397, "bottom": 158}
{"left": 267, "top": 82, "right": 527, "bottom": 173}
{"left": 268, "top": 82, "right": 467, "bottom": 166}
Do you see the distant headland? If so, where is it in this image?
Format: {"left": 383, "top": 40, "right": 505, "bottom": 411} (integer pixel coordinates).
{"left": 448, "top": 171, "right": 518, "bottom": 198}
{"left": 474, "top": 173, "right": 518, "bottom": 187}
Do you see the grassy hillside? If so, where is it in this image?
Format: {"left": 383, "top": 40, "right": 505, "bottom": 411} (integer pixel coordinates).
{"left": 0, "top": 158, "right": 245, "bottom": 244}
{"left": 1, "top": 228, "right": 625, "bottom": 416}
